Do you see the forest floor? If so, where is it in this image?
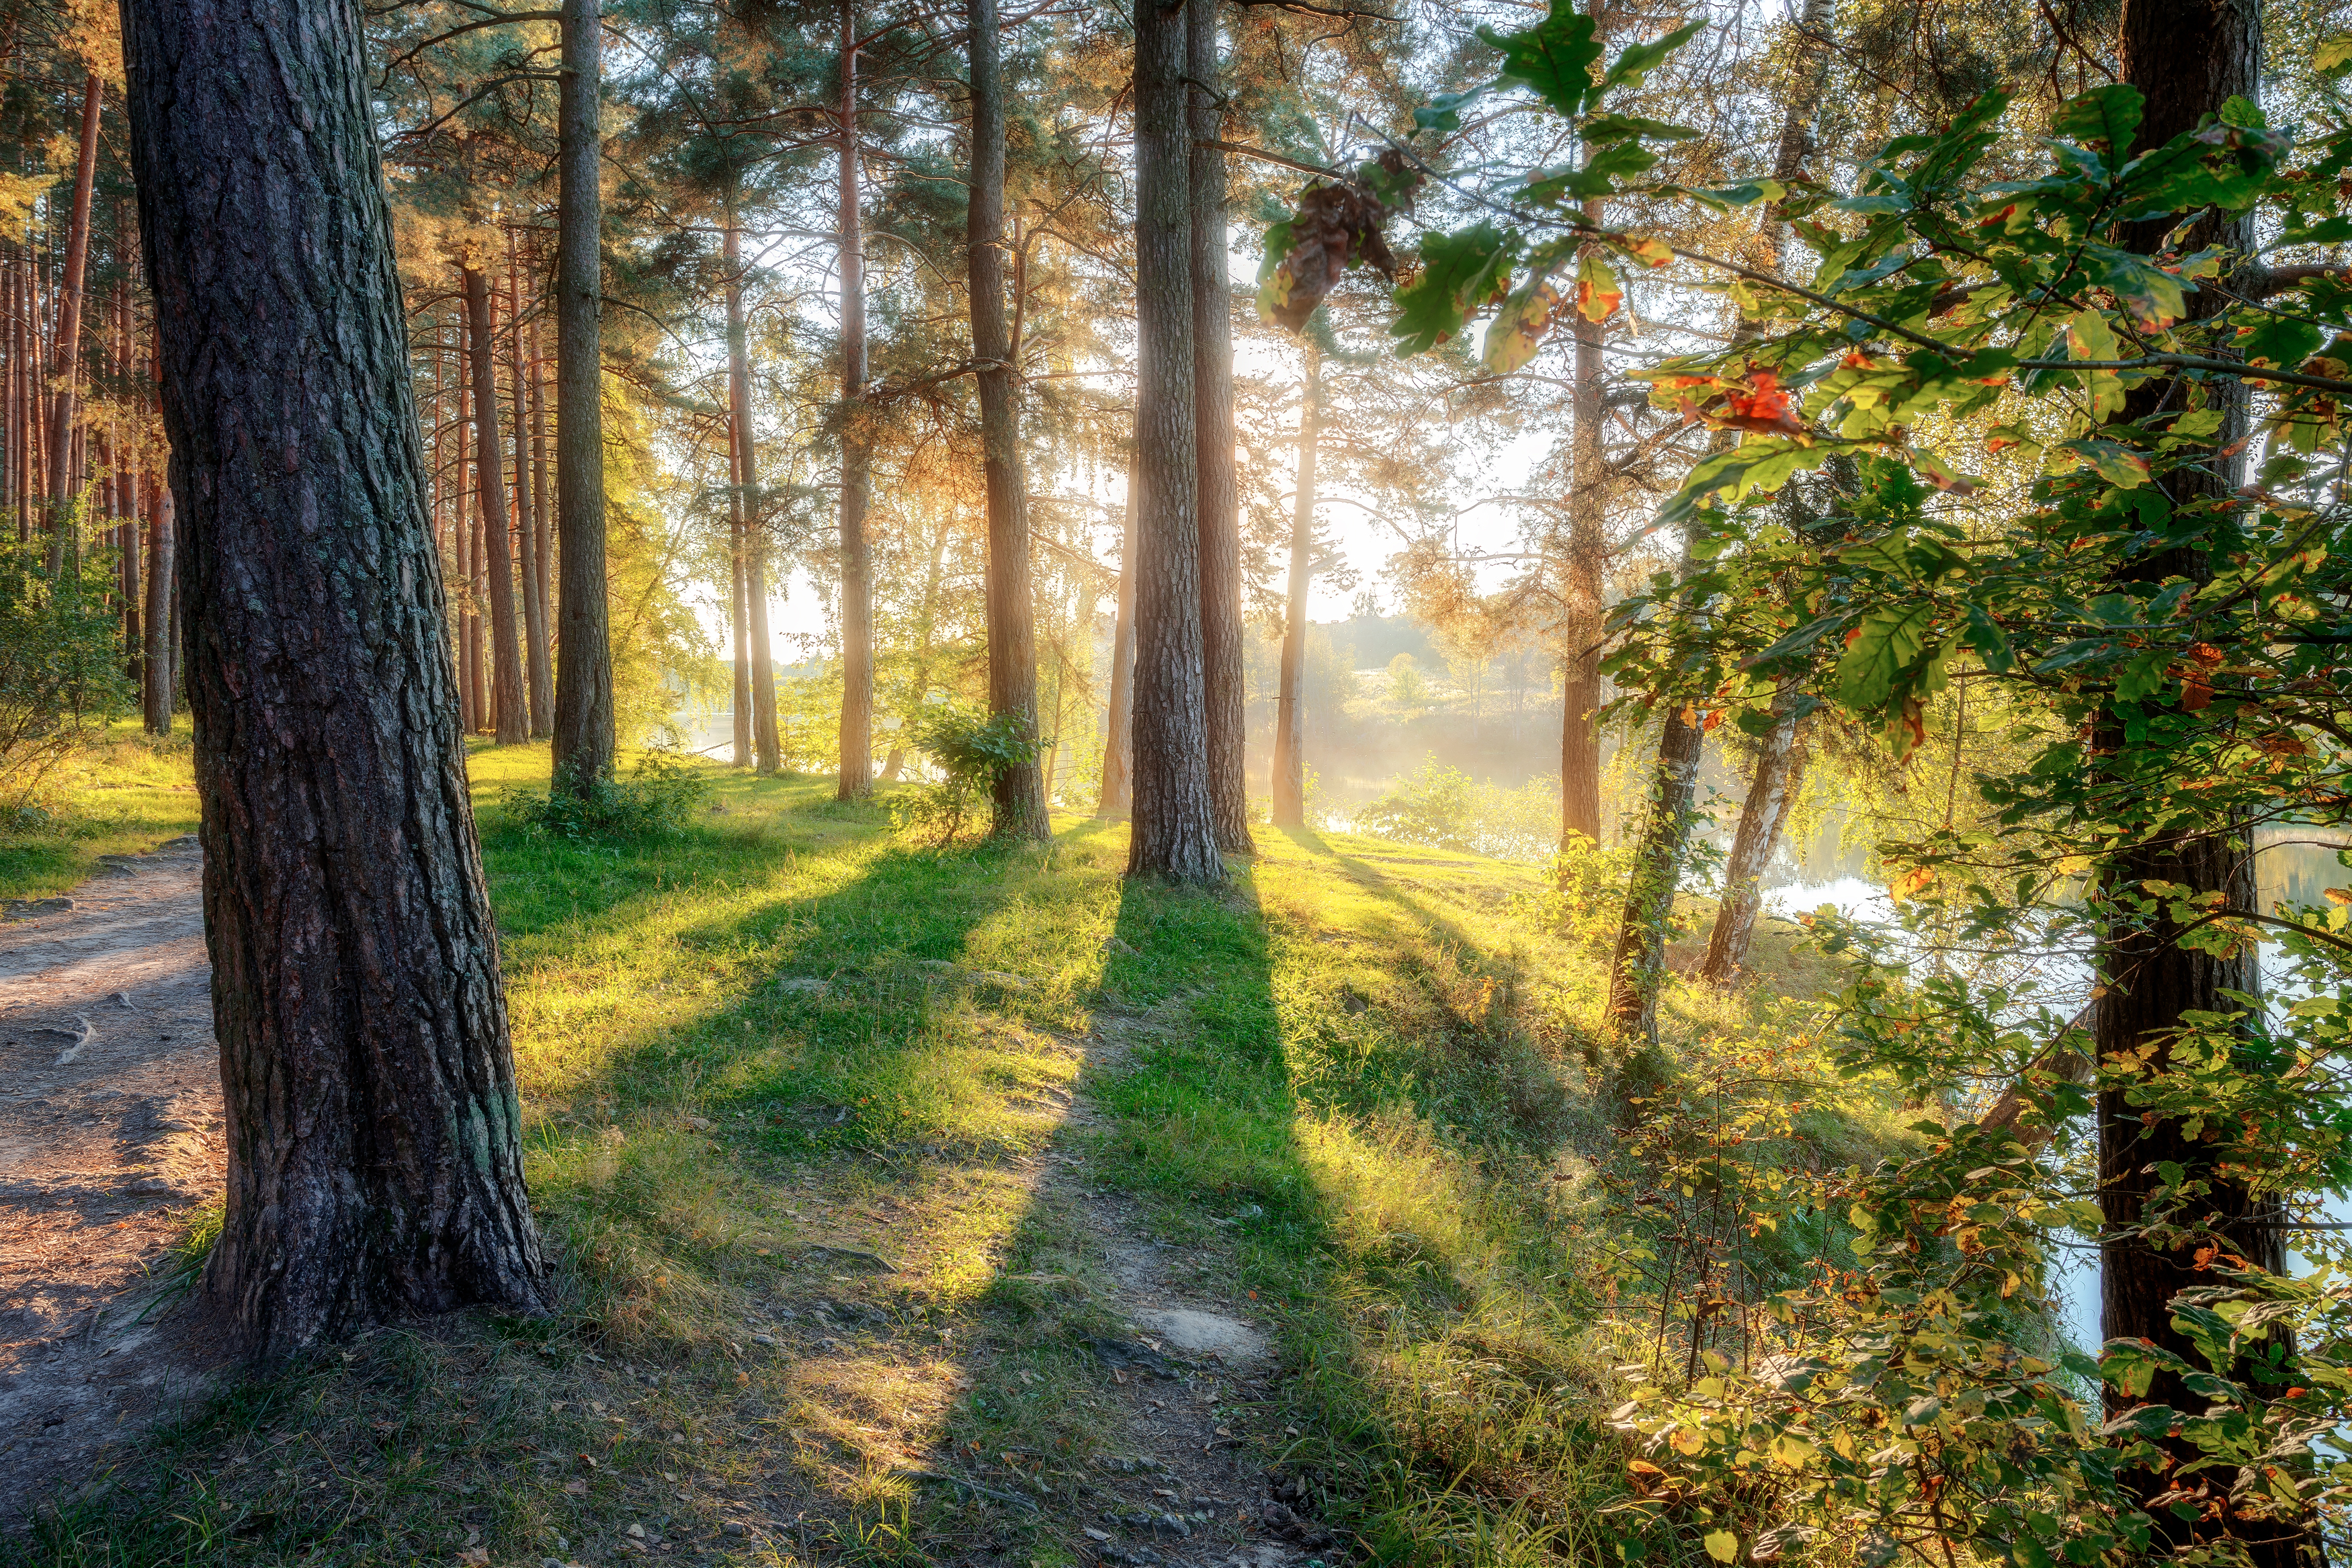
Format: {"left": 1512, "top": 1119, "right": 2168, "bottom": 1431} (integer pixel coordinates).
{"left": 3, "top": 738, "right": 1854, "bottom": 1568}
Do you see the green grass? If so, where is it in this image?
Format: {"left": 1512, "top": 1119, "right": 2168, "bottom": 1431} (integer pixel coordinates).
{"left": 1, "top": 718, "right": 202, "bottom": 900}
{"left": 23, "top": 740, "right": 1886, "bottom": 1568}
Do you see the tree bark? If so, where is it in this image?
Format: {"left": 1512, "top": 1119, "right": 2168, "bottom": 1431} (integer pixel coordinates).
{"left": 526, "top": 329, "right": 552, "bottom": 695}
{"left": 463, "top": 264, "right": 527, "bottom": 746}
{"left": 1188, "top": 0, "right": 1252, "bottom": 854}
{"left": 1126, "top": 0, "right": 1222, "bottom": 883}
{"left": 730, "top": 500, "right": 751, "bottom": 767}
{"left": 42, "top": 71, "right": 100, "bottom": 578}
{"left": 142, "top": 472, "right": 173, "bottom": 734}
{"left": 120, "top": 0, "right": 550, "bottom": 1358}
{"left": 1560, "top": 201, "right": 1606, "bottom": 852}
{"left": 835, "top": 0, "right": 875, "bottom": 800}
{"left": 1270, "top": 341, "right": 1319, "bottom": 828}
{"left": 1699, "top": 697, "right": 1804, "bottom": 984}
{"left": 969, "top": 0, "right": 1049, "bottom": 839}
{"left": 724, "top": 221, "right": 782, "bottom": 775}
{"left": 552, "top": 0, "right": 614, "bottom": 792}
{"left": 1097, "top": 476, "right": 1138, "bottom": 817}
{"left": 1605, "top": 703, "right": 1704, "bottom": 1041}
{"left": 2096, "top": 17, "right": 2290, "bottom": 1563}
{"left": 508, "top": 230, "right": 551, "bottom": 740}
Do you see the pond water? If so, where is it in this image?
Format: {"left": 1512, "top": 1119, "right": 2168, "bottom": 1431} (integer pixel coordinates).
{"left": 1760, "top": 833, "right": 2350, "bottom": 1358}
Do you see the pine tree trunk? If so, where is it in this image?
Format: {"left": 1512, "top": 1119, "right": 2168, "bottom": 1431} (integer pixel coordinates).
{"left": 464, "top": 265, "right": 527, "bottom": 746}
{"left": 552, "top": 0, "right": 614, "bottom": 793}
{"left": 1097, "top": 477, "right": 1138, "bottom": 817}
{"left": 1188, "top": 0, "right": 1251, "bottom": 854}
{"left": 1560, "top": 202, "right": 1606, "bottom": 851}
{"left": 725, "top": 224, "right": 782, "bottom": 775}
{"left": 459, "top": 369, "right": 484, "bottom": 733}
{"left": 1699, "top": 699, "right": 1804, "bottom": 984}
{"left": 730, "top": 510, "right": 751, "bottom": 767}
{"left": 42, "top": 72, "right": 99, "bottom": 577}
{"left": 2097, "top": 9, "right": 2293, "bottom": 1563}
{"left": 835, "top": 1, "right": 875, "bottom": 801}
{"left": 970, "top": 0, "right": 1048, "bottom": 839}
{"left": 527, "top": 330, "right": 553, "bottom": 692}
{"left": 1126, "top": 0, "right": 1222, "bottom": 883}
{"left": 120, "top": 0, "right": 550, "bottom": 1358}
{"left": 508, "top": 231, "right": 551, "bottom": 740}
{"left": 142, "top": 472, "right": 173, "bottom": 734}
{"left": 1270, "top": 342, "right": 1319, "bottom": 829}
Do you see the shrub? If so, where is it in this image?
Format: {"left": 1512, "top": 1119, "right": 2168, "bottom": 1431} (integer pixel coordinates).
{"left": 890, "top": 703, "right": 1041, "bottom": 849}
{"left": 1353, "top": 756, "right": 1560, "bottom": 863}
{"left": 0, "top": 539, "right": 130, "bottom": 806}
{"left": 505, "top": 750, "right": 710, "bottom": 841}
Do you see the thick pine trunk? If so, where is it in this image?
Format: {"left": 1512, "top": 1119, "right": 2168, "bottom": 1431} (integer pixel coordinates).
{"left": 970, "top": 0, "right": 1049, "bottom": 838}
{"left": 508, "top": 234, "right": 551, "bottom": 740}
{"left": 120, "top": 0, "right": 550, "bottom": 1358}
{"left": 729, "top": 508, "right": 751, "bottom": 767}
{"left": 42, "top": 71, "right": 99, "bottom": 577}
{"left": 1126, "top": 0, "right": 1222, "bottom": 883}
{"left": 1187, "top": 0, "right": 1251, "bottom": 855}
{"left": 724, "top": 224, "right": 782, "bottom": 775}
{"left": 552, "top": 0, "right": 614, "bottom": 791}
{"left": 142, "top": 473, "right": 173, "bottom": 734}
{"left": 464, "top": 265, "right": 527, "bottom": 746}
{"left": 1270, "top": 343, "right": 1319, "bottom": 828}
{"left": 1097, "top": 477, "right": 1138, "bottom": 817}
{"left": 835, "top": 3, "right": 875, "bottom": 801}
{"left": 2097, "top": 9, "right": 2294, "bottom": 1563}
{"left": 1699, "top": 699, "right": 1804, "bottom": 984}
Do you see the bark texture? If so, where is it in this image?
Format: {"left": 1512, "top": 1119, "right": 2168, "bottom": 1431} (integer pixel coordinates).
{"left": 551, "top": 0, "right": 614, "bottom": 792}
{"left": 1270, "top": 343, "right": 1319, "bottom": 828}
{"left": 1126, "top": 0, "right": 1221, "bottom": 883}
{"left": 140, "top": 474, "right": 173, "bottom": 734}
{"left": 2098, "top": 5, "right": 2298, "bottom": 1563}
{"left": 1560, "top": 204, "right": 1605, "bottom": 850}
{"left": 463, "top": 265, "right": 526, "bottom": 746}
{"left": 724, "top": 222, "right": 781, "bottom": 775}
{"left": 970, "top": 0, "right": 1049, "bottom": 838}
{"left": 1188, "top": 0, "right": 1251, "bottom": 854}
{"left": 1605, "top": 705, "right": 1704, "bottom": 1040}
{"left": 509, "top": 236, "right": 551, "bottom": 739}
{"left": 120, "top": 0, "right": 550, "bottom": 1358}
{"left": 1097, "top": 477, "right": 1138, "bottom": 817}
{"left": 43, "top": 70, "right": 99, "bottom": 575}
{"left": 835, "top": 1, "right": 875, "bottom": 800}
{"left": 1699, "top": 697, "right": 1804, "bottom": 984}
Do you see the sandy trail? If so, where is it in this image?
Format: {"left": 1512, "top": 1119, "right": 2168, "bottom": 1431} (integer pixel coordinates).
{"left": 0, "top": 838, "right": 224, "bottom": 1525}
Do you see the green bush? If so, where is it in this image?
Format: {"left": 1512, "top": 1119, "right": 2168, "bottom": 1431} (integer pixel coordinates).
{"left": 0, "top": 538, "right": 130, "bottom": 807}
{"left": 504, "top": 750, "right": 710, "bottom": 841}
{"left": 890, "top": 702, "right": 1041, "bottom": 849}
{"left": 1353, "top": 756, "right": 1560, "bottom": 863}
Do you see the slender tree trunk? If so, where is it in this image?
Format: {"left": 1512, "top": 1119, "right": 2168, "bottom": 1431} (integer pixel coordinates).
{"left": 459, "top": 367, "right": 483, "bottom": 732}
{"left": 724, "top": 221, "right": 781, "bottom": 775}
{"left": 1699, "top": 699, "right": 1804, "bottom": 984}
{"left": 970, "top": 0, "right": 1048, "bottom": 838}
{"left": 1605, "top": 701, "right": 1705, "bottom": 1041}
{"left": 527, "top": 329, "right": 552, "bottom": 681}
{"left": 463, "top": 265, "right": 527, "bottom": 746}
{"left": 120, "top": 0, "right": 549, "bottom": 1358}
{"left": 142, "top": 472, "right": 173, "bottom": 734}
{"left": 552, "top": 0, "right": 614, "bottom": 792}
{"left": 1560, "top": 204, "right": 1606, "bottom": 851}
{"left": 1188, "top": 0, "right": 1250, "bottom": 853}
{"left": 1270, "top": 341, "right": 1319, "bottom": 828}
{"left": 1097, "top": 476, "right": 1138, "bottom": 816}
{"left": 42, "top": 72, "right": 99, "bottom": 576}
{"left": 507, "top": 230, "right": 551, "bottom": 740}
{"left": 729, "top": 498, "right": 751, "bottom": 767}
{"left": 1127, "top": 0, "right": 1221, "bottom": 882}
{"left": 835, "top": 0, "right": 874, "bottom": 800}
{"left": 2096, "top": 11, "right": 2293, "bottom": 1565}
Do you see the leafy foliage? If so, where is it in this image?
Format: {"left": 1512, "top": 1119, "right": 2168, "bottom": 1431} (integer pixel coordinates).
{"left": 505, "top": 751, "right": 711, "bottom": 842}
{"left": 891, "top": 703, "right": 1044, "bottom": 850}
{"left": 0, "top": 539, "right": 129, "bottom": 808}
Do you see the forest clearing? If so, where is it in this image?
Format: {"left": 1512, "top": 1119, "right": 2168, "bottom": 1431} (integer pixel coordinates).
{"left": 3, "top": 0, "right": 2352, "bottom": 1563}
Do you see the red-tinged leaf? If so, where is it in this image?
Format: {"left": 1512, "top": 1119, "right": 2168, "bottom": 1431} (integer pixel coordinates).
{"left": 1620, "top": 233, "right": 1673, "bottom": 269}
{"left": 2182, "top": 672, "right": 2214, "bottom": 711}
{"left": 1484, "top": 279, "right": 1563, "bottom": 372}
{"left": 1574, "top": 252, "right": 1623, "bottom": 323}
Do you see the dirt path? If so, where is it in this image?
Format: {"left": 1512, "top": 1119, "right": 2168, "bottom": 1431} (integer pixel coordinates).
{"left": 0, "top": 838, "right": 226, "bottom": 1524}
